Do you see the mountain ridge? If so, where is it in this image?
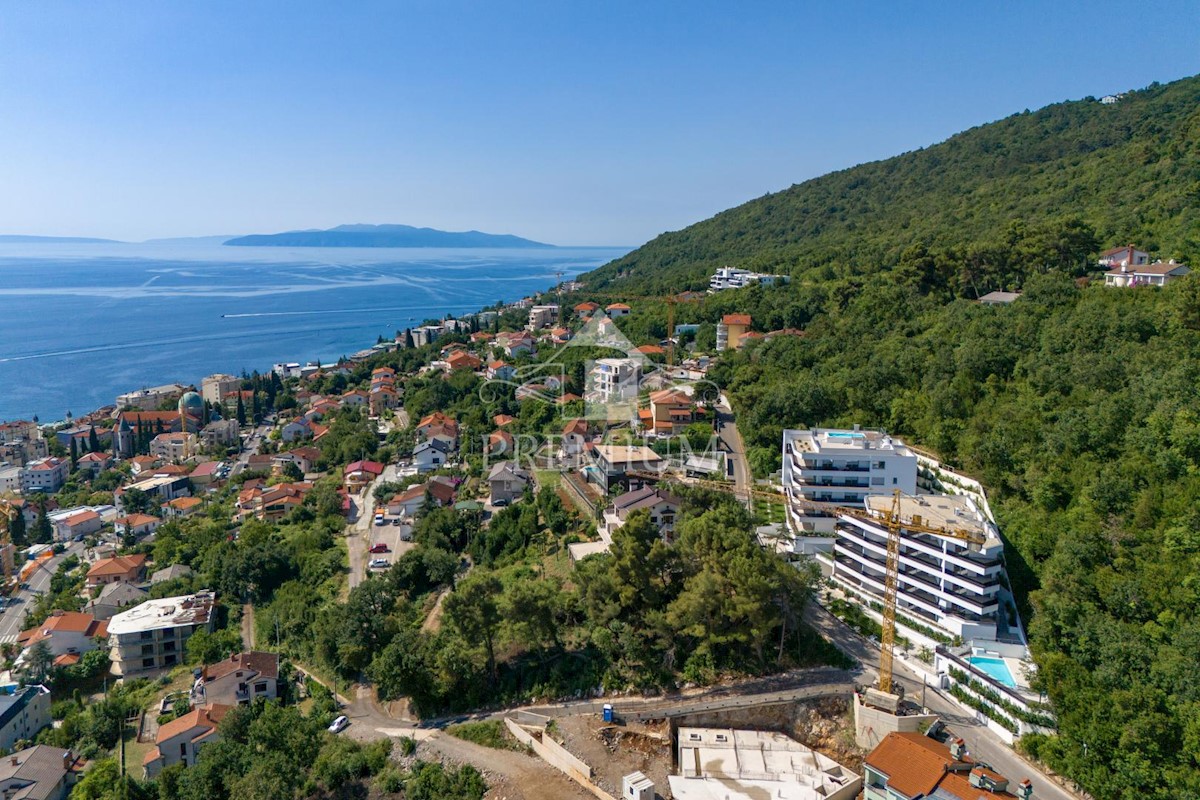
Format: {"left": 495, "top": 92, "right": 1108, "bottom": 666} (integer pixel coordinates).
{"left": 225, "top": 223, "right": 554, "bottom": 249}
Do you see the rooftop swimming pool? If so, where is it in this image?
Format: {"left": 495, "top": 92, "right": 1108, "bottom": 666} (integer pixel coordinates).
{"left": 969, "top": 656, "right": 1018, "bottom": 689}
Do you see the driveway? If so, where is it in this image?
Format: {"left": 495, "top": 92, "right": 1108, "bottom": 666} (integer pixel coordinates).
{"left": 715, "top": 395, "right": 750, "bottom": 503}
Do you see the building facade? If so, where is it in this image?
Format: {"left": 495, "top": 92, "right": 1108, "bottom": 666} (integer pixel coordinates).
{"left": 107, "top": 590, "right": 216, "bottom": 675}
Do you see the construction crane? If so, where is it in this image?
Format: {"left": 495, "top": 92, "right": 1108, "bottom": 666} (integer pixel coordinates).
{"left": 648, "top": 477, "right": 985, "bottom": 695}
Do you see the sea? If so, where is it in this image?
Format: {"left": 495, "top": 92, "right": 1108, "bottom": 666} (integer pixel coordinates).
{"left": 0, "top": 241, "right": 630, "bottom": 422}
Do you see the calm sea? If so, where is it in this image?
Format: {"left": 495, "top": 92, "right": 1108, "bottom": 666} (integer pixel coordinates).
{"left": 0, "top": 242, "right": 629, "bottom": 422}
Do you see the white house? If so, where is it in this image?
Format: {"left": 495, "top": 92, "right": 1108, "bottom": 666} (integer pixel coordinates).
{"left": 1104, "top": 259, "right": 1190, "bottom": 287}
{"left": 143, "top": 704, "right": 231, "bottom": 778}
{"left": 19, "top": 457, "right": 69, "bottom": 494}
{"left": 487, "top": 461, "right": 530, "bottom": 505}
{"left": 412, "top": 439, "right": 452, "bottom": 473}
{"left": 602, "top": 487, "right": 681, "bottom": 539}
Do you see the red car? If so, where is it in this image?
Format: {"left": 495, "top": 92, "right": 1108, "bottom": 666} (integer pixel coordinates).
{"left": 369, "top": 543, "right": 390, "bottom": 554}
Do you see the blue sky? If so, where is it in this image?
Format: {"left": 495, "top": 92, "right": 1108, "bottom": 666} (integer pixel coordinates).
{"left": 0, "top": 1, "right": 1196, "bottom": 245}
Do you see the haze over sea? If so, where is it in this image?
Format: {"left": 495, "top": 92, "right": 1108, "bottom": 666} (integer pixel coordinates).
{"left": 0, "top": 241, "right": 629, "bottom": 422}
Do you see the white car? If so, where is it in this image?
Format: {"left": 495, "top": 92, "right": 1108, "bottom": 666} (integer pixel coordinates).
{"left": 374, "top": 514, "right": 385, "bottom": 526}
{"left": 328, "top": 715, "right": 349, "bottom": 734}
{"left": 369, "top": 558, "right": 390, "bottom": 569}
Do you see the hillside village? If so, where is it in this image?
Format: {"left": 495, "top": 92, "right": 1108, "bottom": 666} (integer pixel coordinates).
{"left": 0, "top": 242, "right": 1180, "bottom": 799}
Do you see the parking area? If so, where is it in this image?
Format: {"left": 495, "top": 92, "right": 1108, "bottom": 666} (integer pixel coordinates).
{"left": 365, "top": 515, "right": 416, "bottom": 572}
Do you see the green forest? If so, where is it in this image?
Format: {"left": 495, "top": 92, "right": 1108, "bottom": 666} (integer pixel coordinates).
{"left": 568, "top": 73, "right": 1200, "bottom": 799}
{"left": 584, "top": 75, "right": 1199, "bottom": 297}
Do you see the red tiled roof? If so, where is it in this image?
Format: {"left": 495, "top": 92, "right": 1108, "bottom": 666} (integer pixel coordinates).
{"left": 116, "top": 513, "right": 158, "bottom": 528}
{"left": 87, "top": 554, "right": 147, "bottom": 578}
{"left": 722, "top": 313, "right": 751, "bottom": 326}
{"left": 864, "top": 733, "right": 1019, "bottom": 799}
{"left": 344, "top": 460, "right": 384, "bottom": 476}
{"left": 19, "top": 611, "right": 107, "bottom": 644}
{"left": 155, "top": 704, "right": 232, "bottom": 745}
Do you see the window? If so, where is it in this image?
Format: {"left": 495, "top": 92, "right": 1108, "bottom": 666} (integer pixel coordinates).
{"left": 141, "top": 645, "right": 154, "bottom": 655}
{"left": 871, "top": 477, "right": 883, "bottom": 486}
{"left": 255, "top": 682, "right": 268, "bottom": 693}
{"left": 715, "top": 734, "right": 728, "bottom": 742}
{"left": 143, "top": 658, "right": 156, "bottom": 668}
{"left": 140, "top": 630, "right": 153, "bottom": 640}
{"left": 180, "top": 743, "right": 187, "bottom": 758}
{"left": 892, "top": 477, "right": 897, "bottom": 485}
{"left": 688, "top": 733, "right": 701, "bottom": 742}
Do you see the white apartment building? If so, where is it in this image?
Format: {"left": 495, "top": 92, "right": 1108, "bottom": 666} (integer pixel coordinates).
{"left": 116, "top": 384, "right": 186, "bottom": 412}
{"left": 200, "top": 374, "right": 240, "bottom": 405}
{"left": 149, "top": 432, "right": 198, "bottom": 463}
{"left": 19, "top": 457, "right": 69, "bottom": 494}
{"left": 833, "top": 494, "right": 1006, "bottom": 641}
{"left": 526, "top": 304, "right": 560, "bottom": 330}
{"left": 108, "top": 590, "right": 216, "bottom": 675}
{"left": 782, "top": 428, "right": 917, "bottom": 533}
{"left": 587, "top": 358, "right": 641, "bottom": 405}
{"left": 708, "top": 266, "right": 790, "bottom": 292}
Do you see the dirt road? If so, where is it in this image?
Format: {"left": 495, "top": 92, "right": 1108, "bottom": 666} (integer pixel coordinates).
{"left": 422, "top": 730, "right": 594, "bottom": 800}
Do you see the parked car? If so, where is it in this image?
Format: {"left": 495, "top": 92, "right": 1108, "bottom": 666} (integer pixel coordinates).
{"left": 492, "top": 498, "right": 509, "bottom": 507}
{"left": 374, "top": 514, "right": 386, "bottom": 526}
{"left": 369, "top": 558, "right": 390, "bottom": 569}
{"left": 369, "top": 543, "right": 390, "bottom": 554}
{"left": 328, "top": 715, "right": 349, "bottom": 734}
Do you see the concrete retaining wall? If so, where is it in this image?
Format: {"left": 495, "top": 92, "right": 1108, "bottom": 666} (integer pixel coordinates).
{"left": 505, "top": 718, "right": 613, "bottom": 800}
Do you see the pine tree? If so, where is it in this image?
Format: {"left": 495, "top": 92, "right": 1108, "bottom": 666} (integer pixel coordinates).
{"left": 8, "top": 509, "right": 27, "bottom": 548}
{"left": 404, "top": 329, "right": 414, "bottom": 349}
{"left": 33, "top": 504, "right": 52, "bottom": 544}
{"left": 236, "top": 394, "right": 247, "bottom": 425}
{"left": 69, "top": 438, "right": 78, "bottom": 469}
{"left": 88, "top": 426, "right": 100, "bottom": 453}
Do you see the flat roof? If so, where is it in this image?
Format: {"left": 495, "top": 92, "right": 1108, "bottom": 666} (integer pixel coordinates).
{"left": 593, "top": 445, "right": 663, "bottom": 466}
{"left": 786, "top": 427, "right": 912, "bottom": 456}
{"left": 862, "top": 493, "right": 997, "bottom": 545}
{"left": 107, "top": 590, "right": 215, "bottom": 636}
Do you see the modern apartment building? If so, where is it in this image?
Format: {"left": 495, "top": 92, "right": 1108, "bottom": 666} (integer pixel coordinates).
{"left": 782, "top": 427, "right": 917, "bottom": 533}
{"left": 107, "top": 590, "right": 216, "bottom": 675}
{"left": 715, "top": 314, "right": 751, "bottom": 351}
{"left": 832, "top": 493, "right": 1006, "bottom": 641}
{"left": 116, "top": 384, "right": 186, "bottom": 412}
{"left": 19, "top": 457, "right": 69, "bottom": 494}
{"left": 587, "top": 358, "right": 641, "bottom": 405}
{"left": 200, "top": 374, "right": 241, "bottom": 405}
{"left": 708, "top": 266, "right": 790, "bottom": 292}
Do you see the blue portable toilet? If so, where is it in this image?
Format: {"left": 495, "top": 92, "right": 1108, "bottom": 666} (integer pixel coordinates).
{"left": 602, "top": 703, "right": 614, "bottom": 723}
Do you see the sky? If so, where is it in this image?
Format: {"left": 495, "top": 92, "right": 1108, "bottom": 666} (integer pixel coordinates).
{"left": 0, "top": 1, "right": 1197, "bottom": 246}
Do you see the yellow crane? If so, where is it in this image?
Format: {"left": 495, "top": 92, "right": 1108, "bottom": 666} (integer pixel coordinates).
{"left": 655, "top": 478, "right": 985, "bottom": 695}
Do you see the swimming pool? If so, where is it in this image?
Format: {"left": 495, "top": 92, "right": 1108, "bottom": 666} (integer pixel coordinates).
{"left": 969, "top": 656, "right": 1017, "bottom": 689}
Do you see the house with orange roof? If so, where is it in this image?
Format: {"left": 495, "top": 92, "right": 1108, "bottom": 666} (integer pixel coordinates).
{"left": 86, "top": 554, "right": 148, "bottom": 588}
{"left": 16, "top": 611, "right": 108, "bottom": 669}
{"left": 636, "top": 344, "right": 665, "bottom": 356}
{"left": 128, "top": 455, "right": 159, "bottom": 477}
{"left": 550, "top": 327, "right": 573, "bottom": 345}
{"left": 470, "top": 330, "right": 495, "bottom": 344}
{"left": 369, "top": 384, "right": 400, "bottom": 416}
{"left": 863, "top": 732, "right": 1029, "bottom": 800}
{"left": 344, "top": 460, "right": 385, "bottom": 494}
{"left": 561, "top": 418, "right": 589, "bottom": 457}
{"left": 191, "top": 651, "right": 280, "bottom": 709}
{"left": 340, "top": 389, "right": 369, "bottom": 408}
{"left": 445, "top": 350, "right": 482, "bottom": 372}
{"left": 162, "top": 496, "right": 203, "bottom": 520}
{"left": 114, "top": 513, "right": 160, "bottom": 538}
{"left": 53, "top": 509, "right": 103, "bottom": 542}
{"left": 716, "top": 313, "right": 752, "bottom": 351}
{"left": 493, "top": 413, "right": 516, "bottom": 427}
{"left": 143, "top": 704, "right": 232, "bottom": 778}
{"left": 555, "top": 392, "right": 582, "bottom": 406}
{"left": 487, "top": 361, "right": 516, "bottom": 382}
{"left": 76, "top": 451, "right": 113, "bottom": 477}
{"left": 487, "top": 430, "right": 514, "bottom": 456}
{"left": 605, "top": 302, "right": 631, "bottom": 317}
{"left": 573, "top": 301, "right": 599, "bottom": 317}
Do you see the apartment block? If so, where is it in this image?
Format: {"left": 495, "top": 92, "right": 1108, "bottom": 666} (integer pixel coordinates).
{"left": 782, "top": 427, "right": 917, "bottom": 533}
{"left": 107, "top": 590, "right": 216, "bottom": 675}
{"left": 832, "top": 494, "right": 1005, "bottom": 641}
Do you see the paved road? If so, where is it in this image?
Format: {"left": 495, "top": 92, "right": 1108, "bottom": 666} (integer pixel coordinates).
{"left": 803, "top": 602, "right": 1081, "bottom": 800}
{"left": 715, "top": 395, "right": 750, "bottom": 503}
{"left": 231, "top": 420, "right": 272, "bottom": 476}
{"left": 0, "top": 541, "right": 86, "bottom": 644}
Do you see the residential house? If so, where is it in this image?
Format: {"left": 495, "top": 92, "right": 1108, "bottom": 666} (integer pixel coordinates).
{"left": 487, "top": 430, "right": 514, "bottom": 456}
{"left": 573, "top": 301, "right": 599, "bottom": 317}
{"left": 486, "top": 361, "right": 516, "bottom": 382}
{"left": 1097, "top": 244, "right": 1150, "bottom": 269}
{"left": 86, "top": 554, "right": 148, "bottom": 589}
{"left": 16, "top": 611, "right": 108, "bottom": 669}
{"left": 369, "top": 385, "right": 400, "bottom": 416}
{"left": 863, "top": 732, "right": 1029, "bottom": 800}
{"left": 602, "top": 487, "right": 681, "bottom": 539}
{"left": 191, "top": 651, "right": 280, "bottom": 709}
{"left": 343, "top": 460, "right": 384, "bottom": 493}
{"left": 527, "top": 304, "right": 560, "bottom": 330}
{"left": 470, "top": 331, "right": 495, "bottom": 345}
{"left": 340, "top": 389, "right": 368, "bottom": 408}
{"left": 1104, "top": 259, "right": 1190, "bottom": 287}
{"left": 636, "top": 344, "right": 665, "bottom": 357}
{"left": 716, "top": 313, "right": 752, "bottom": 351}
{"left": 55, "top": 425, "right": 111, "bottom": 451}
{"left": 0, "top": 742, "right": 83, "bottom": 800}
{"left": 274, "top": 446, "right": 321, "bottom": 475}
{"left": 77, "top": 451, "right": 113, "bottom": 477}
{"left": 84, "top": 582, "right": 148, "bottom": 622}
{"left": 493, "top": 413, "right": 516, "bottom": 428}
{"left": 18, "top": 458, "right": 69, "bottom": 494}
{"left": 149, "top": 432, "right": 198, "bottom": 463}
{"left": 549, "top": 327, "right": 573, "bottom": 345}
{"left": 235, "top": 482, "right": 312, "bottom": 522}
{"left": 445, "top": 351, "right": 482, "bottom": 372}
{"left": 115, "top": 474, "right": 190, "bottom": 512}
{"left": 162, "top": 496, "right": 203, "bottom": 519}
{"left": 561, "top": 418, "right": 589, "bottom": 457}
{"left": 387, "top": 484, "right": 427, "bottom": 519}
{"left": 129, "top": 456, "right": 159, "bottom": 477}
{"left": 54, "top": 509, "right": 102, "bottom": 542}
{"left": 188, "top": 460, "right": 223, "bottom": 488}
{"left": 108, "top": 590, "right": 216, "bottom": 676}
{"left": 604, "top": 302, "right": 631, "bottom": 317}
{"left": 487, "top": 461, "right": 530, "bottom": 505}
{"left": 114, "top": 514, "right": 161, "bottom": 538}
{"left": 416, "top": 412, "right": 457, "bottom": 440}
{"left": 0, "top": 420, "right": 39, "bottom": 444}
{"left": 0, "top": 687, "right": 52, "bottom": 753}
{"left": 644, "top": 388, "right": 694, "bottom": 436}
{"left": 589, "top": 445, "right": 664, "bottom": 492}
{"left": 412, "top": 439, "right": 452, "bottom": 473}
{"left": 0, "top": 464, "right": 20, "bottom": 493}
{"left": 200, "top": 374, "right": 241, "bottom": 405}
{"left": 151, "top": 564, "right": 194, "bottom": 585}
{"left": 143, "top": 704, "right": 232, "bottom": 778}
{"left": 495, "top": 331, "right": 535, "bottom": 358}
{"left": 280, "top": 418, "right": 316, "bottom": 442}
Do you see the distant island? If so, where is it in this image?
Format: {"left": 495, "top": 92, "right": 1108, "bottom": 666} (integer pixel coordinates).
{"left": 0, "top": 234, "right": 123, "bottom": 244}
{"left": 224, "top": 224, "right": 554, "bottom": 248}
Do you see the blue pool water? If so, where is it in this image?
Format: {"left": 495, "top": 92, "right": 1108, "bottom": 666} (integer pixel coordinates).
{"left": 970, "top": 656, "right": 1017, "bottom": 689}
